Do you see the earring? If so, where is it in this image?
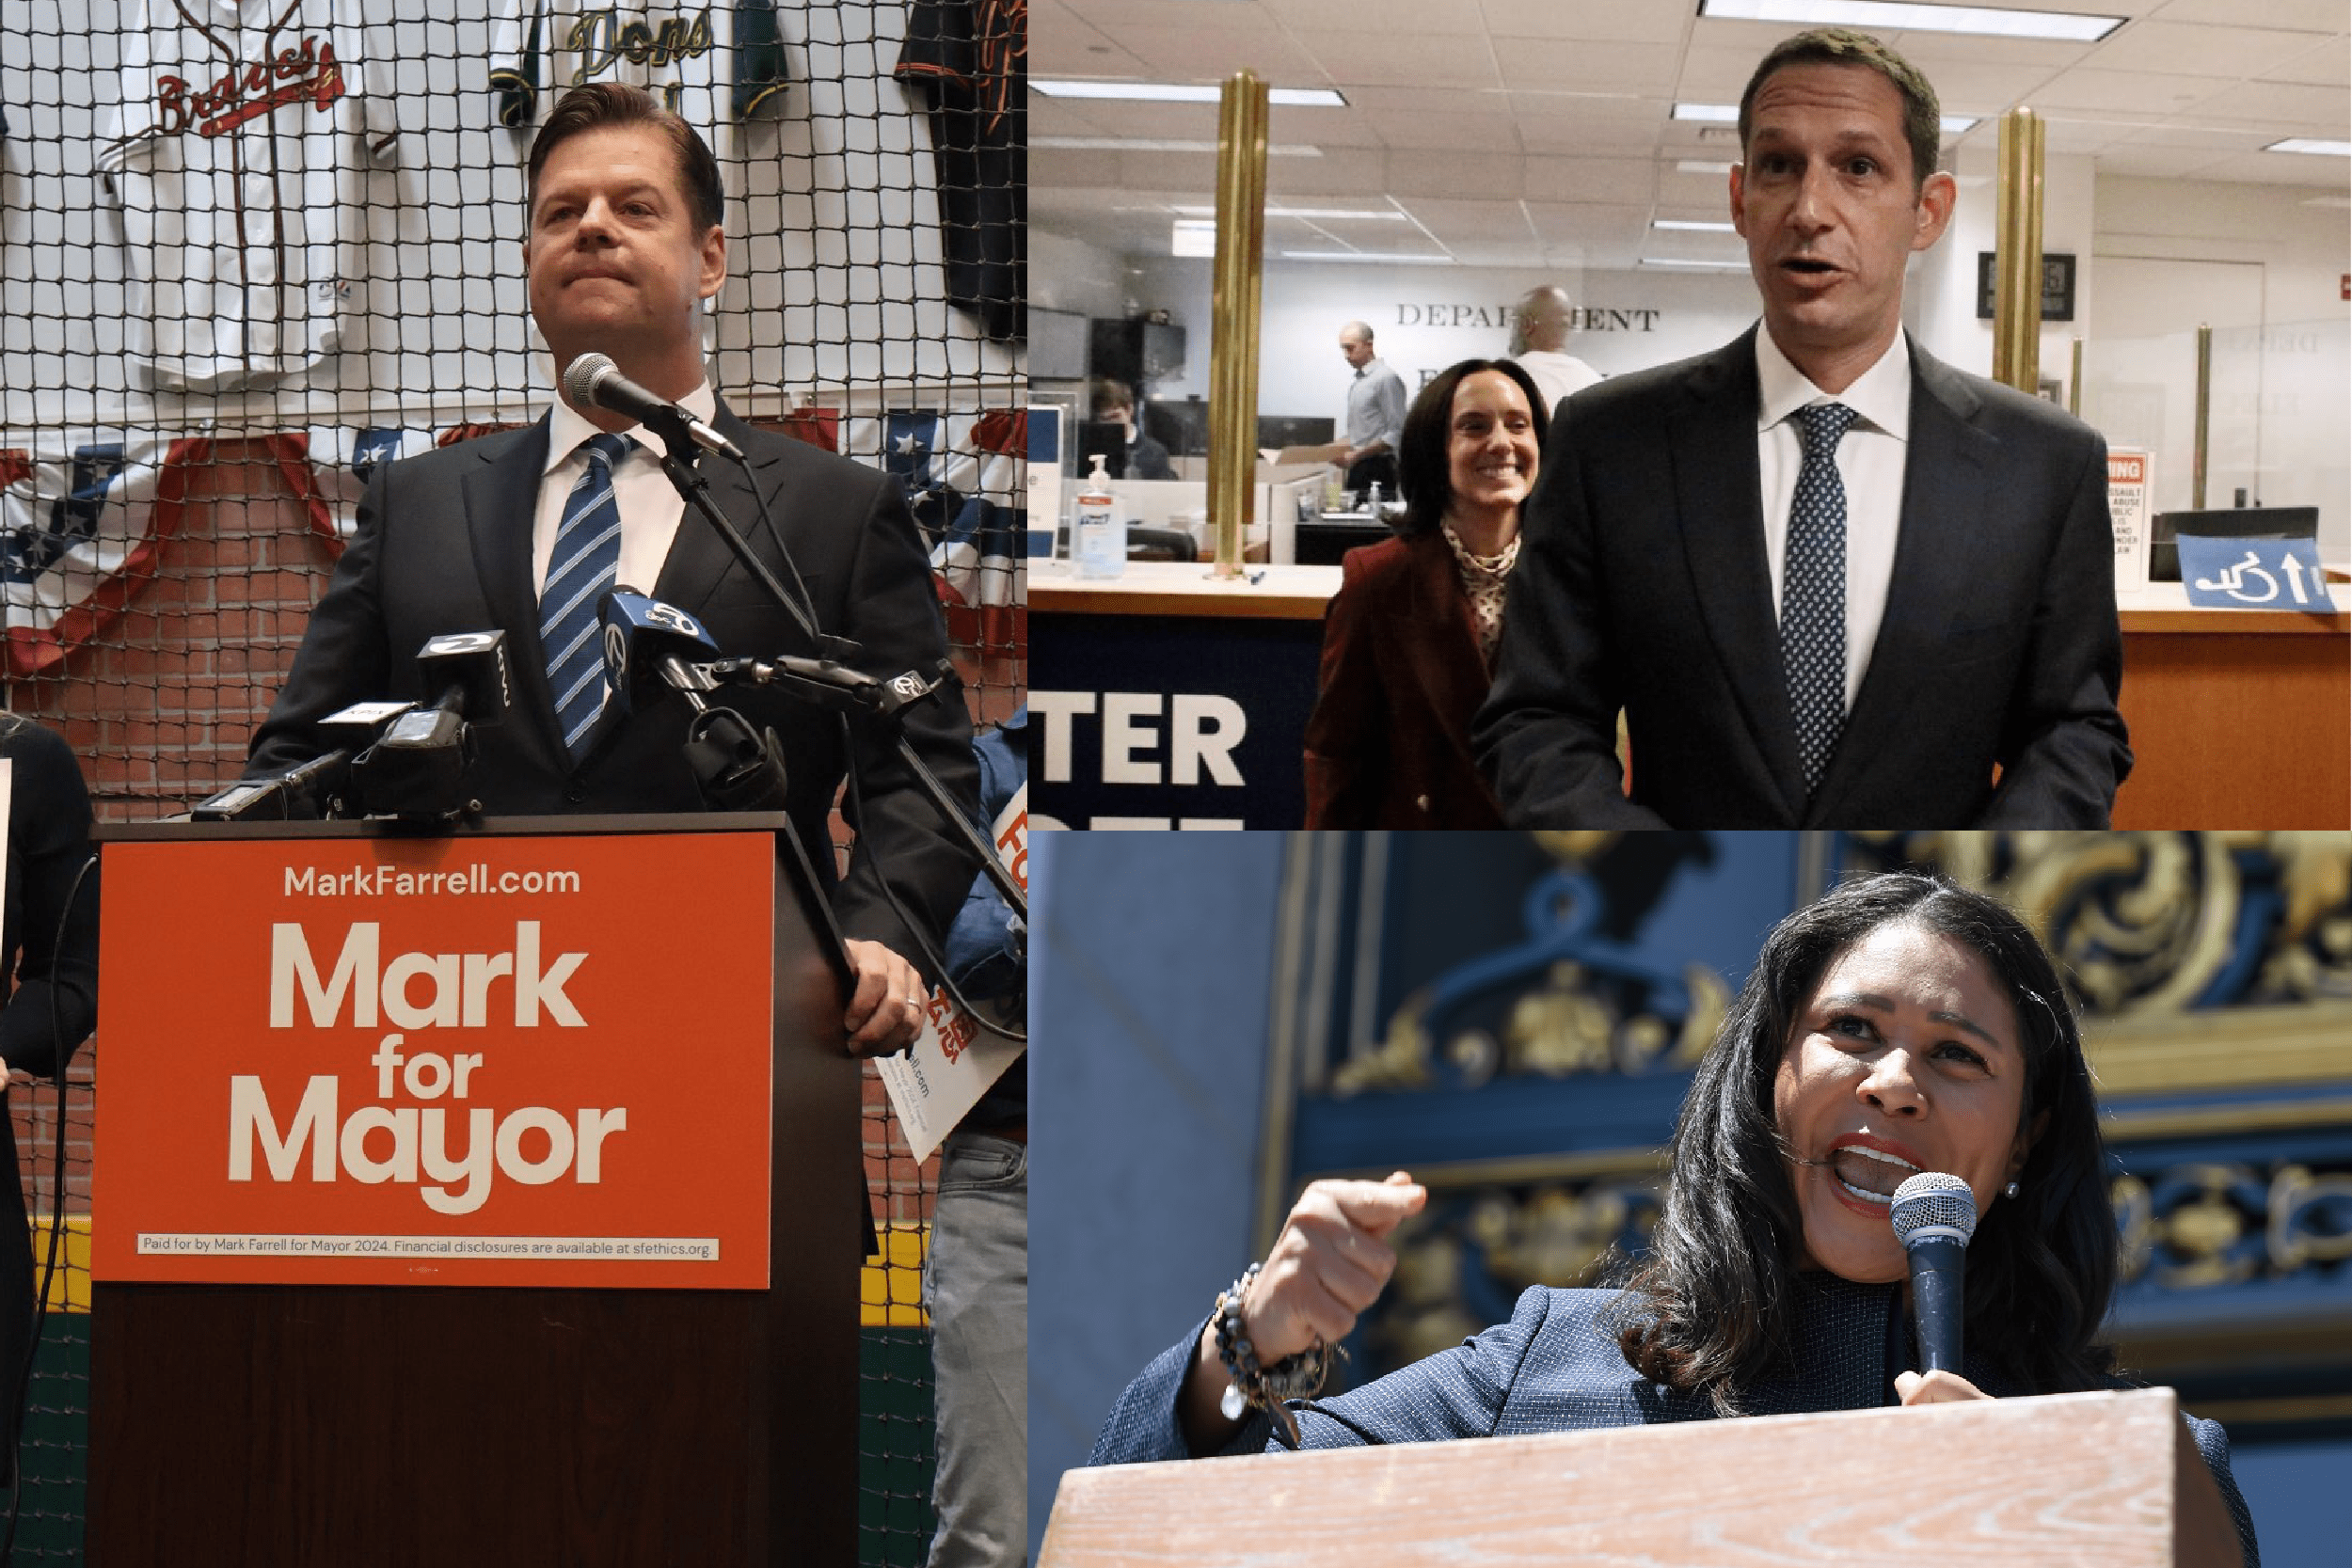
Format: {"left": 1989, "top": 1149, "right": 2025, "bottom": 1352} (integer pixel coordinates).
{"left": 2003, "top": 1180, "right": 2021, "bottom": 1199}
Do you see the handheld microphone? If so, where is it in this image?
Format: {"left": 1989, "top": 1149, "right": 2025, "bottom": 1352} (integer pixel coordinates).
{"left": 562, "top": 353, "right": 744, "bottom": 460}
{"left": 1889, "top": 1171, "right": 1978, "bottom": 1376}
{"left": 346, "top": 631, "right": 512, "bottom": 817}
{"left": 597, "top": 589, "right": 723, "bottom": 715}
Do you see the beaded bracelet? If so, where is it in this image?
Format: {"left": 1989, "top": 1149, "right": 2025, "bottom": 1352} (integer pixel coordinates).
{"left": 1212, "top": 1260, "right": 1335, "bottom": 1447}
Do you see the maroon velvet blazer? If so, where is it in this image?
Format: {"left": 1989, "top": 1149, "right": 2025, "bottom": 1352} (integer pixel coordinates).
{"left": 1303, "top": 529, "right": 1505, "bottom": 829}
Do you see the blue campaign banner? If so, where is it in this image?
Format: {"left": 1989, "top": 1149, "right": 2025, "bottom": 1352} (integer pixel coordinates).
{"left": 2178, "top": 533, "right": 2338, "bottom": 610}
{"left": 1029, "top": 610, "right": 1321, "bottom": 829}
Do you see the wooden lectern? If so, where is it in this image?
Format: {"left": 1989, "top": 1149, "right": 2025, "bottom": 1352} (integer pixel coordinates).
{"left": 87, "top": 815, "right": 860, "bottom": 1565}
{"left": 1041, "top": 1386, "right": 2242, "bottom": 1568}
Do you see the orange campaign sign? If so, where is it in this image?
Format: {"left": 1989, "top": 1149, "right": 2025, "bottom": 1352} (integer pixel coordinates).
{"left": 94, "top": 828, "right": 777, "bottom": 1289}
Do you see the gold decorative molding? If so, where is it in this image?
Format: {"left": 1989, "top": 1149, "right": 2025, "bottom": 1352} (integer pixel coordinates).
{"left": 2084, "top": 1003, "right": 2352, "bottom": 1096}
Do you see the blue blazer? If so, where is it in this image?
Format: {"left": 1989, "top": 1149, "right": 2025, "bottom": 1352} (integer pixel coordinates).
{"left": 1091, "top": 1278, "right": 2258, "bottom": 1567}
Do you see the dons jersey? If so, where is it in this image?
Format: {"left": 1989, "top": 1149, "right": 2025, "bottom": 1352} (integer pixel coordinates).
{"left": 97, "top": 0, "right": 401, "bottom": 394}
{"left": 486, "top": 0, "right": 788, "bottom": 170}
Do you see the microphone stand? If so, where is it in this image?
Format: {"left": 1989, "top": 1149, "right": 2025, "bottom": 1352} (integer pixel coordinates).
{"left": 645, "top": 438, "right": 1026, "bottom": 923}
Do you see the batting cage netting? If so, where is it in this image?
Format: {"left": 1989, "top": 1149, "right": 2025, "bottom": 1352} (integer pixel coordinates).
{"left": 0, "top": 0, "right": 1024, "bottom": 1559}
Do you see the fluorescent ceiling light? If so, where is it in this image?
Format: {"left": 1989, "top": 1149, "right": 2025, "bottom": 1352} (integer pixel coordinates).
{"left": 1171, "top": 220, "right": 1217, "bottom": 258}
{"left": 1171, "top": 204, "right": 1407, "bottom": 220}
{"left": 1675, "top": 101, "right": 1978, "bottom": 135}
{"left": 1034, "top": 79, "right": 1347, "bottom": 107}
{"left": 1676, "top": 160, "right": 1736, "bottom": 174}
{"left": 2265, "top": 137, "right": 2352, "bottom": 156}
{"left": 1698, "top": 0, "right": 2121, "bottom": 41}
{"left": 1641, "top": 257, "right": 1750, "bottom": 270}
{"left": 1654, "top": 219, "right": 1736, "bottom": 231}
{"left": 1034, "top": 136, "right": 1324, "bottom": 156}
{"left": 1280, "top": 251, "right": 1454, "bottom": 264}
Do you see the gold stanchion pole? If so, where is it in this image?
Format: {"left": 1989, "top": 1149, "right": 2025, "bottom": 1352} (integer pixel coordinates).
{"left": 2193, "top": 323, "right": 2212, "bottom": 509}
{"left": 2068, "top": 337, "right": 2083, "bottom": 416}
{"left": 1991, "top": 106, "right": 2044, "bottom": 394}
{"left": 1206, "top": 72, "right": 1269, "bottom": 579}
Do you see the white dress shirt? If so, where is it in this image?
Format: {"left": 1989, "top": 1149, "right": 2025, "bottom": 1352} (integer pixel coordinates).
{"left": 1755, "top": 327, "right": 1912, "bottom": 712}
{"left": 531, "top": 381, "right": 720, "bottom": 599}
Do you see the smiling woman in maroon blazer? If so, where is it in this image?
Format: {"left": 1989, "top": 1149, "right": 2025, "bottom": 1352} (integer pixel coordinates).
{"left": 1303, "top": 358, "right": 1550, "bottom": 828}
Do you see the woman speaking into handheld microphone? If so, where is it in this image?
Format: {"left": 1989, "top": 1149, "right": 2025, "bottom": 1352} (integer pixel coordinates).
{"left": 1087, "top": 872, "right": 2261, "bottom": 1566}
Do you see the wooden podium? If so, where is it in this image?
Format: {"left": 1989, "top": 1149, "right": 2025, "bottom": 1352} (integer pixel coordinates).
{"left": 1041, "top": 1387, "right": 2242, "bottom": 1568}
{"left": 87, "top": 815, "right": 861, "bottom": 1565}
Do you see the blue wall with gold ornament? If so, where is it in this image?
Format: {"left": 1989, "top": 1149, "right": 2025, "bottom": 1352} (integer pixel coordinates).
{"left": 1031, "top": 831, "right": 2352, "bottom": 1566}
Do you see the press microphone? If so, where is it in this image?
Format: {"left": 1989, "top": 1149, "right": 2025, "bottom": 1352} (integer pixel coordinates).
{"left": 562, "top": 353, "right": 743, "bottom": 460}
{"left": 1889, "top": 1171, "right": 1978, "bottom": 1376}
{"left": 346, "top": 631, "right": 513, "bottom": 817}
{"left": 597, "top": 588, "right": 723, "bottom": 715}
{"left": 197, "top": 700, "right": 419, "bottom": 820}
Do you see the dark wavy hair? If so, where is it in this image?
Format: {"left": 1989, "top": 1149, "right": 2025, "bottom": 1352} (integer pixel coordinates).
{"left": 1739, "top": 27, "right": 1942, "bottom": 191}
{"left": 527, "top": 82, "right": 726, "bottom": 236}
{"left": 1394, "top": 358, "right": 1549, "bottom": 537}
{"left": 1614, "top": 872, "right": 2117, "bottom": 1412}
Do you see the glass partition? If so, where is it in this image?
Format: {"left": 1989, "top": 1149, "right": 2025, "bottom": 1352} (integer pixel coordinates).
{"left": 2080, "top": 316, "right": 2351, "bottom": 563}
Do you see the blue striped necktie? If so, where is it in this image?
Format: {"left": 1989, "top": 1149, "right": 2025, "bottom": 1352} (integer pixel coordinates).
{"left": 1781, "top": 401, "right": 1859, "bottom": 797}
{"left": 541, "top": 432, "right": 632, "bottom": 758}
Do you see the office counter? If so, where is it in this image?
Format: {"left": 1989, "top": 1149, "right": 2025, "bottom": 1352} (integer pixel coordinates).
{"left": 1031, "top": 566, "right": 2347, "bottom": 830}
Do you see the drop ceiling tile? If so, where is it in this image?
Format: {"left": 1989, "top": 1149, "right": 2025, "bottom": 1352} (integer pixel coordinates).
{"left": 1476, "top": 0, "right": 1692, "bottom": 44}
{"left": 2151, "top": 0, "right": 2348, "bottom": 34}
{"left": 2185, "top": 150, "right": 2352, "bottom": 185}
{"left": 2256, "top": 36, "right": 2351, "bottom": 89}
{"left": 1384, "top": 148, "right": 1525, "bottom": 198}
{"left": 1520, "top": 157, "right": 1659, "bottom": 205}
{"left": 1264, "top": 0, "right": 1489, "bottom": 30}
{"left": 1311, "top": 34, "right": 1505, "bottom": 90}
{"left": 1361, "top": 109, "right": 1525, "bottom": 152}
{"left": 2024, "top": 69, "right": 2228, "bottom": 116}
{"left": 1495, "top": 39, "right": 1683, "bottom": 96}
{"left": 1105, "top": 24, "right": 1328, "bottom": 82}
{"left": 2088, "top": 21, "right": 2333, "bottom": 81}
{"left": 2192, "top": 80, "right": 2350, "bottom": 132}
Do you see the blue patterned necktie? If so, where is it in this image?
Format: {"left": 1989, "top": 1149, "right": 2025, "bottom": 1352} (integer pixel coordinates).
{"left": 541, "top": 432, "right": 632, "bottom": 758}
{"left": 1781, "top": 402, "right": 1859, "bottom": 797}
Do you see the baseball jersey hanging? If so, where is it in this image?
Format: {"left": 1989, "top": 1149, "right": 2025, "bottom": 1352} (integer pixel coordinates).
{"left": 894, "top": 0, "right": 1025, "bottom": 343}
{"left": 97, "top": 0, "right": 402, "bottom": 394}
{"left": 486, "top": 0, "right": 789, "bottom": 171}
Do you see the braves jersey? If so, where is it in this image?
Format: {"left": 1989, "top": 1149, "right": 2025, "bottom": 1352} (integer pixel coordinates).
{"left": 487, "top": 0, "right": 788, "bottom": 171}
{"left": 97, "top": 0, "right": 402, "bottom": 393}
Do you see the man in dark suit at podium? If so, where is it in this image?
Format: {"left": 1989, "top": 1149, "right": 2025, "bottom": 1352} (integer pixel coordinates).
{"left": 246, "top": 82, "right": 979, "bottom": 1049}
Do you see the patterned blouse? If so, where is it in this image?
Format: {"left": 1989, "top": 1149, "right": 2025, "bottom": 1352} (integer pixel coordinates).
{"left": 1439, "top": 520, "right": 1521, "bottom": 667}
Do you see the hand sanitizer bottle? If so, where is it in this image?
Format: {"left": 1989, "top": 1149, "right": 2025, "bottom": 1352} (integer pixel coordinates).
{"left": 1074, "top": 454, "right": 1125, "bottom": 579}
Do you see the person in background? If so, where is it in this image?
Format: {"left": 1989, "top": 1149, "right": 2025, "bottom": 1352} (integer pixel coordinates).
{"left": 1507, "top": 284, "right": 1603, "bottom": 418}
{"left": 1303, "top": 359, "right": 1547, "bottom": 828}
{"left": 1089, "top": 377, "right": 1174, "bottom": 481}
{"left": 0, "top": 716, "right": 98, "bottom": 1485}
{"left": 927, "top": 710, "right": 1027, "bottom": 1568}
{"left": 1084, "top": 872, "right": 2259, "bottom": 1568}
{"left": 1335, "top": 321, "right": 1407, "bottom": 498}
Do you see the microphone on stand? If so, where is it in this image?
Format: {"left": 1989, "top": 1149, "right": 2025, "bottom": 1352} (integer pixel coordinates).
{"left": 597, "top": 589, "right": 788, "bottom": 813}
{"left": 1889, "top": 1171, "right": 1978, "bottom": 1376}
{"left": 561, "top": 353, "right": 743, "bottom": 460}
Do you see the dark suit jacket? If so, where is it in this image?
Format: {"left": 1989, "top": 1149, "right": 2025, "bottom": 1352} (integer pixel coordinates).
{"left": 247, "top": 407, "right": 981, "bottom": 971}
{"left": 1086, "top": 1280, "right": 2259, "bottom": 1568}
{"left": 1304, "top": 531, "right": 1503, "bottom": 829}
{"left": 1474, "top": 328, "right": 2131, "bottom": 828}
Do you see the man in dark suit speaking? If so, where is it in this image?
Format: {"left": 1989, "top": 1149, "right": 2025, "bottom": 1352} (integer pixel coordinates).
{"left": 1475, "top": 28, "right": 2129, "bottom": 828}
{"left": 246, "top": 83, "right": 979, "bottom": 1053}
